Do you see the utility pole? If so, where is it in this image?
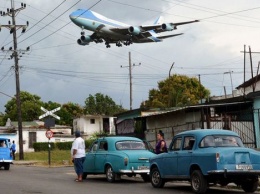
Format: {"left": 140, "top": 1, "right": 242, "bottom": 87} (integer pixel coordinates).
{"left": 121, "top": 52, "right": 141, "bottom": 110}
{"left": 224, "top": 71, "right": 234, "bottom": 97}
{"left": 0, "top": 1, "right": 29, "bottom": 160}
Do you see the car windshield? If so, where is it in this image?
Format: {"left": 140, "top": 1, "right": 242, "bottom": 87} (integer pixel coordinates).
{"left": 116, "top": 141, "right": 146, "bottom": 150}
{"left": 200, "top": 135, "right": 243, "bottom": 148}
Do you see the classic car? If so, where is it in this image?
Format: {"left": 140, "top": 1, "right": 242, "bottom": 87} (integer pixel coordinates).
{"left": 0, "top": 137, "right": 13, "bottom": 170}
{"left": 149, "top": 129, "right": 260, "bottom": 193}
{"left": 83, "top": 136, "right": 156, "bottom": 182}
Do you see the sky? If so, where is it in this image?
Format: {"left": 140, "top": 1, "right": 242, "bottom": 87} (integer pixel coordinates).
{"left": 0, "top": 0, "right": 260, "bottom": 113}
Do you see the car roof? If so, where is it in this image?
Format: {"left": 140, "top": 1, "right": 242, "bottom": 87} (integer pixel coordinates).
{"left": 0, "top": 137, "right": 9, "bottom": 140}
{"left": 97, "top": 136, "right": 142, "bottom": 142}
{"left": 176, "top": 129, "right": 239, "bottom": 139}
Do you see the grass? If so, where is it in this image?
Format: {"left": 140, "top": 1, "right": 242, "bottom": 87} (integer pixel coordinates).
{"left": 19, "top": 150, "right": 73, "bottom": 166}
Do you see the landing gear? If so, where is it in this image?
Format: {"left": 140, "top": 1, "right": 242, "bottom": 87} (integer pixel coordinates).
{"left": 94, "top": 38, "right": 103, "bottom": 43}
{"left": 123, "top": 39, "right": 132, "bottom": 46}
{"left": 105, "top": 41, "right": 111, "bottom": 48}
{"left": 116, "top": 41, "right": 122, "bottom": 47}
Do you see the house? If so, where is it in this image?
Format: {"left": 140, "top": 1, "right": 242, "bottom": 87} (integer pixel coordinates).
{"left": 0, "top": 119, "right": 73, "bottom": 153}
{"left": 73, "top": 115, "right": 116, "bottom": 137}
{"left": 115, "top": 74, "right": 260, "bottom": 149}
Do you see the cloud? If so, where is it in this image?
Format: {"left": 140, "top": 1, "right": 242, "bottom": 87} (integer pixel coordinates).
{"left": 0, "top": 0, "right": 260, "bottom": 113}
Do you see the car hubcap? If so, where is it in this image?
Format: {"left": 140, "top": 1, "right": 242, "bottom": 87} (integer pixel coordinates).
{"left": 192, "top": 175, "right": 200, "bottom": 190}
{"left": 152, "top": 171, "right": 160, "bottom": 184}
{"left": 107, "top": 167, "right": 113, "bottom": 179}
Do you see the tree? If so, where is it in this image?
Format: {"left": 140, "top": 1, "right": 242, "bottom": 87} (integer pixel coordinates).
{"left": 59, "top": 102, "right": 83, "bottom": 126}
{"left": 4, "top": 91, "right": 43, "bottom": 122}
{"left": 84, "top": 93, "right": 126, "bottom": 115}
{"left": 141, "top": 74, "right": 210, "bottom": 109}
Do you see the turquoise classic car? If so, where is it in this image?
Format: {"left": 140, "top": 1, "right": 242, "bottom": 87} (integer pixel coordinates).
{"left": 83, "top": 136, "right": 156, "bottom": 182}
{"left": 149, "top": 129, "right": 260, "bottom": 193}
{"left": 0, "top": 137, "right": 13, "bottom": 170}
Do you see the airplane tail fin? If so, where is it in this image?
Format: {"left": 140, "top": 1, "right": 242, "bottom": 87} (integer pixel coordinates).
{"left": 154, "top": 16, "right": 163, "bottom": 24}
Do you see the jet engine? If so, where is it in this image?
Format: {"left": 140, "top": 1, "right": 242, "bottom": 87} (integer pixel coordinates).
{"left": 77, "top": 35, "right": 93, "bottom": 45}
{"left": 128, "top": 26, "right": 141, "bottom": 35}
{"left": 77, "top": 39, "right": 89, "bottom": 45}
{"left": 161, "top": 23, "right": 177, "bottom": 31}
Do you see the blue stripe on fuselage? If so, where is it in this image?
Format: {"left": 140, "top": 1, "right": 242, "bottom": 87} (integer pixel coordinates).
{"left": 69, "top": 9, "right": 126, "bottom": 29}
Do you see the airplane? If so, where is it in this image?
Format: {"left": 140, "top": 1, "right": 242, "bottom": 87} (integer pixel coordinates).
{"left": 69, "top": 9, "right": 199, "bottom": 48}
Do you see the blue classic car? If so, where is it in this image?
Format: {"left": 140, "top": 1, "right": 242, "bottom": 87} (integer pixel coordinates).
{"left": 83, "top": 136, "right": 156, "bottom": 182}
{"left": 149, "top": 129, "right": 260, "bottom": 193}
{"left": 0, "top": 138, "right": 13, "bottom": 170}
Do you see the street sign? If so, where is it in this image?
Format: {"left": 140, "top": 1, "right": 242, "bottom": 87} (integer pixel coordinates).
{"left": 45, "top": 130, "right": 54, "bottom": 139}
{"left": 39, "top": 107, "right": 61, "bottom": 120}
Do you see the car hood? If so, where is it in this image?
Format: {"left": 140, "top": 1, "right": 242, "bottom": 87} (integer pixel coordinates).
{"left": 121, "top": 150, "right": 156, "bottom": 163}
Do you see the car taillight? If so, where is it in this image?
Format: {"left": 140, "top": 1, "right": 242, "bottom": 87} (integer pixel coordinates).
{"left": 124, "top": 157, "right": 128, "bottom": 166}
{"left": 216, "top": 153, "right": 220, "bottom": 162}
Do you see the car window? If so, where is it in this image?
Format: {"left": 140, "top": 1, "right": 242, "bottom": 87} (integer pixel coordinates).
{"left": 99, "top": 141, "right": 108, "bottom": 151}
{"left": 200, "top": 135, "right": 243, "bottom": 148}
{"left": 183, "top": 136, "right": 195, "bottom": 150}
{"left": 116, "top": 141, "right": 145, "bottom": 150}
{"left": 170, "top": 137, "right": 182, "bottom": 151}
{"left": 90, "top": 142, "right": 98, "bottom": 152}
{"left": 0, "top": 140, "right": 7, "bottom": 147}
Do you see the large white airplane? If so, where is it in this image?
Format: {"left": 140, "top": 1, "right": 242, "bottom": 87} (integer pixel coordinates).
{"left": 69, "top": 9, "right": 199, "bottom": 48}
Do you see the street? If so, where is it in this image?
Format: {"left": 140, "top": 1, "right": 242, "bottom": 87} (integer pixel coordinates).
{"left": 0, "top": 165, "right": 258, "bottom": 194}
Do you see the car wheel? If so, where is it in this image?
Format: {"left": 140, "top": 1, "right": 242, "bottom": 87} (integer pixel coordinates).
{"left": 106, "top": 165, "right": 115, "bottom": 183}
{"left": 82, "top": 172, "right": 87, "bottom": 180}
{"left": 4, "top": 164, "right": 10, "bottom": 170}
{"left": 150, "top": 167, "right": 165, "bottom": 188}
{"left": 141, "top": 174, "right": 150, "bottom": 182}
{"left": 191, "top": 170, "right": 208, "bottom": 194}
{"left": 241, "top": 178, "right": 259, "bottom": 193}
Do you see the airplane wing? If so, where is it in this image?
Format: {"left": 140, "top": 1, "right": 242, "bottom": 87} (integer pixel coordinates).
{"left": 141, "top": 20, "right": 199, "bottom": 33}
{"left": 109, "top": 19, "right": 199, "bottom": 37}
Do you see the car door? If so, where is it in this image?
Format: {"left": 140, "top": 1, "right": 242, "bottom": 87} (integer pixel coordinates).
{"left": 95, "top": 141, "right": 108, "bottom": 172}
{"left": 161, "top": 136, "right": 182, "bottom": 178}
{"left": 178, "top": 136, "right": 195, "bottom": 177}
{"left": 84, "top": 141, "right": 98, "bottom": 172}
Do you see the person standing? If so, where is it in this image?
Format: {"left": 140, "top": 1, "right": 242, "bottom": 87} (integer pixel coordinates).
{"left": 11, "top": 140, "right": 16, "bottom": 160}
{"left": 71, "top": 131, "right": 86, "bottom": 182}
{"left": 155, "top": 130, "right": 167, "bottom": 154}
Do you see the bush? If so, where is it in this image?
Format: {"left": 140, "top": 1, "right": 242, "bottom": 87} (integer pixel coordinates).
{"left": 33, "top": 139, "right": 95, "bottom": 152}
{"left": 33, "top": 142, "right": 55, "bottom": 152}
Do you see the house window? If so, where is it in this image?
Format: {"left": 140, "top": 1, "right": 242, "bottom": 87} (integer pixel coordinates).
{"left": 90, "top": 119, "right": 95, "bottom": 124}
{"left": 29, "top": 132, "right": 36, "bottom": 148}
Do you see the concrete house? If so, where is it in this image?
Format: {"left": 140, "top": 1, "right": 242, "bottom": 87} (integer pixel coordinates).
{"left": 0, "top": 119, "right": 73, "bottom": 153}
{"left": 73, "top": 115, "right": 116, "bottom": 137}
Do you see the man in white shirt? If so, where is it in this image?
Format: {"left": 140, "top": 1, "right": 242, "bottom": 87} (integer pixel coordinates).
{"left": 71, "top": 130, "right": 86, "bottom": 182}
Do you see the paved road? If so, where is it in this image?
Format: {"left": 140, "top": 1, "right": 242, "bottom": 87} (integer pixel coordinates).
{"left": 0, "top": 164, "right": 259, "bottom": 194}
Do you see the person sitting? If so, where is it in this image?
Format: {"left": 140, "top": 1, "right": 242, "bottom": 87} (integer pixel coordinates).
{"left": 0, "top": 141, "right": 6, "bottom": 147}
{"left": 185, "top": 139, "right": 195, "bottom": 150}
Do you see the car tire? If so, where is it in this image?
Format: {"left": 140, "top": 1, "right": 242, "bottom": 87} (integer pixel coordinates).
{"left": 191, "top": 170, "right": 208, "bottom": 194}
{"left": 4, "top": 164, "right": 10, "bottom": 170}
{"left": 106, "top": 165, "right": 115, "bottom": 183}
{"left": 150, "top": 167, "right": 165, "bottom": 188}
{"left": 241, "top": 178, "right": 259, "bottom": 193}
{"left": 141, "top": 174, "right": 150, "bottom": 182}
{"left": 82, "top": 172, "right": 87, "bottom": 179}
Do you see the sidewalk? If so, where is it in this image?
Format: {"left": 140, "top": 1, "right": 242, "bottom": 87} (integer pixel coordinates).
{"left": 12, "top": 160, "right": 39, "bottom": 165}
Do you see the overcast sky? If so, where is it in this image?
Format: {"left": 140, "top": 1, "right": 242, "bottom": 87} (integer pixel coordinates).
{"left": 0, "top": 0, "right": 260, "bottom": 113}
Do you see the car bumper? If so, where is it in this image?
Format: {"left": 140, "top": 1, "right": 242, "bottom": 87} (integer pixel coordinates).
{"left": 208, "top": 169, "right": 260, "bottom": 175}
{"left": 119, "top": 169, "right": 150, "bottom": 174}
{"left": 0, "top": 159, "right": 13, "bottom": 163}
